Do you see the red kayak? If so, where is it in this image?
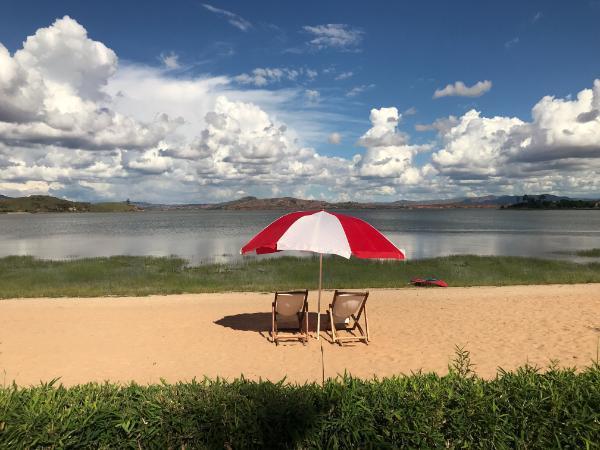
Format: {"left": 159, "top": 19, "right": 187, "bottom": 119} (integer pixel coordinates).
{"left": 410, "top": 278, "right": 448, "bottom": 287}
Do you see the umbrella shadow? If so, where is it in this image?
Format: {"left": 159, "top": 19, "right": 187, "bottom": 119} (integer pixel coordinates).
{"left": 214, "top": 312, "right": 332, "bottom": 342}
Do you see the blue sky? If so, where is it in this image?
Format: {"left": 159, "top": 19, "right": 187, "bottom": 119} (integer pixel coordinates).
{"left": 0, "top": 0, "right": 599, "bottom": 202}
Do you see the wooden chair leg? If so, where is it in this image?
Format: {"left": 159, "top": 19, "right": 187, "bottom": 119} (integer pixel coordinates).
{"left": 355, "top": 322, "right": 366, "bottom": 341}
{"left": 272, "top": 304, "right": 277, "bottom": 345}
{"left": 364, "top": 307, "right": 370, "bottom": 342}
{"left": 352, "top": 308, "right": 369, "bottom": 344}
{"left": 298, "top": 311, "right": 307, "bottom": 344}
{"left": 304, "top": 306, "right": 309, "bottom": 342}
{"left": 328, "top": 308, "right": 337, "bottom": 344}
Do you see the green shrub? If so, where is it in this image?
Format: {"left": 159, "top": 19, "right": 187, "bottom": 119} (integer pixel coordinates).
{"left": 1, "top": 357, "right": 599, "bottom": 448}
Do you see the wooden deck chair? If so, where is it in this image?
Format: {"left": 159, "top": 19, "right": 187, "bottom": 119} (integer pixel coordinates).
{"left": 328, "top": 290, "right": 370, "bottom": 345}
{"left": 271, "top": 290, "right": 309, "bottom": 345}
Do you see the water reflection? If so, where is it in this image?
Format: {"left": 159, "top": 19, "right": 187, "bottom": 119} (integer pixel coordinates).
{"left": 0, "top": 210, "right": 598, "bottom": 264}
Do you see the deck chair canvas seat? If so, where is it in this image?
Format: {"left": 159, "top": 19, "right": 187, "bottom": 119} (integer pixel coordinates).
{"left": 328, "top": 290, "right": 369, "bottom": 345}
{"left": 271, "top": 290, "right": 309, "bottom": 345}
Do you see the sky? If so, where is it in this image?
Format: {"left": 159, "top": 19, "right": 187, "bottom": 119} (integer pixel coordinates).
{"left": 0, "top": 0, "right": 599, "bottom": 203}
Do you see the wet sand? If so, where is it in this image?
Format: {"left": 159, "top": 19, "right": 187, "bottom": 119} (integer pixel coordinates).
{"left": 1, "top": 284, "right": 599, "bottom": 386}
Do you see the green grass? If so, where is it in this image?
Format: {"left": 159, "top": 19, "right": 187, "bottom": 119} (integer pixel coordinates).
{"left": 0, "top": 195, "right": 89, "bottom": 213}
{"left": 1, "top": 350, "right": 599, "bottom": 448}
{"left": 0, "top": 254, "right": 599, "bottom": 298}
{"left": 88, "top": 202, "right": 137, "bottom": 212}
{"left": 0, "top": 195, "right": 137, "bottom": 213}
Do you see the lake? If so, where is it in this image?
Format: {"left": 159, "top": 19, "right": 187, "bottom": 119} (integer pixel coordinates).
{"left": 0, "top": 209, "right": 598, "bottom": 264}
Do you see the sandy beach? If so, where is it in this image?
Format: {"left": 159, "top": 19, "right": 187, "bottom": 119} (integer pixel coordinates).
{"left": 1, "top": 284, "right": 599, "bottom": 386}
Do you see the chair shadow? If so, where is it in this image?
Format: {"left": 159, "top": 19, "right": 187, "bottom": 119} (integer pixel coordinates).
{"left": 215, "top": 312, "right": 272, "bottom": 332}
{"left": 214, "top": 312, "right": 333, "bottom": 342}
{"left": 307, "top": 312, "right": 331, "bottom": 332}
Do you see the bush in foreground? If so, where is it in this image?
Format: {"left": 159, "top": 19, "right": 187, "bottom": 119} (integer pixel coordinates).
{"left": 1, "top": 354, "right": 599, "bottom": 448}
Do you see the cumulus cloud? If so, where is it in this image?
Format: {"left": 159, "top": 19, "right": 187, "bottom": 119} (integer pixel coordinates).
{"left": 0, "top": 17, "right": 179, "bottom": 152}
{"left": 16, "top": 16, "right": 118, "bottom": 101}
{"left": 431, "top": 79, "right": 600, "bottom": 194}
{"left": 0, "top": 15, "right": 119, "bottom": 123}
{"left": 354, "top": 107, "right": 430, "bottom": 184}
{"left": 433, "top": 80, "right": 492, "bottom": 99}
{"left": 203, "top": 96, "right": 293, "bottom": 168}
{"left": 432, "top": 110, "right": 524, "bottom": 177}
{"left": 123, "top": 147, "right": 174, "bottom": 175}
{"left": 328, "top": 132, "right": 342, "bottom": 144}
{"left": 170, "top": 96, "right": 361, "bottom": 200}
{"left": 303, "top": 24, "right": 363, "bottom": 51}
{"left": 202, "top": 4, "right": 252, "bottom": 31}
{"left": 0, "top": 44, "right": 45, "bottom": 123}
{"left": 511, "top": 80, "right": 600, "bottom": 163}
{"left": 0, "top": 15, "right": 358, "bottom": 201}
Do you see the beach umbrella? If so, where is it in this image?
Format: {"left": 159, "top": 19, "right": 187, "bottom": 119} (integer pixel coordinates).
{"left": 241, "top": 210, "right": 405, "bottom": 339}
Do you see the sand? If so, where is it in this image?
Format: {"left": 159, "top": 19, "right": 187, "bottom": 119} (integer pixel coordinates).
{"left": 1, "top": 284, "right": 599, "bottom": 386}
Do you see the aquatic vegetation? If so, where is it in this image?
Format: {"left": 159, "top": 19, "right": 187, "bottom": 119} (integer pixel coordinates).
{"left": 0, "top": 254, "right": 599, "bottom": 298}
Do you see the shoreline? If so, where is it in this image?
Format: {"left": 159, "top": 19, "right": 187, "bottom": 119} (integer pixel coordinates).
{"left": 3, "top": 207, "right": 600, "bottom": 214}
{"left": 2, "top": 281, "right": 600, "bottom": 301}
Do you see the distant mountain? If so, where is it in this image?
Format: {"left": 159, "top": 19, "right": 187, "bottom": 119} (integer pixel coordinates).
{"left": 3, "top": 194, "right": 597, "bottom": 213}
{"left": 394, "top": 194, "right": 578, "bottom": 208}
{"left": 135, "top": 194, "right": 598, "bottom": 210}
{"left": 0, "top": 195, "right": 139, "bottom": 213}
{"left": 206, "top": 194, "right": 598, "bottom": 210}
{"left": 209, "top": 196, "right": 330, "bottom": 210}
{"left": 0, "top": 195, "right": 10, "bottom": 199}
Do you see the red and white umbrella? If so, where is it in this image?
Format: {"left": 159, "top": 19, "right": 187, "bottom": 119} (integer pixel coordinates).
{"left": 241, "top": 210, "right": 405, "bottom": 339}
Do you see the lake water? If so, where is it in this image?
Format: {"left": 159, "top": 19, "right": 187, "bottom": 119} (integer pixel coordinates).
{"left": 0, "top": 209, "right": 598, "bottom": 264}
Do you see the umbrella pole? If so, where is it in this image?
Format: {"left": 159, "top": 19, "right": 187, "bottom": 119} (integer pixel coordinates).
{"left": 317, "top": 253, "right": 323, "bottom": 340}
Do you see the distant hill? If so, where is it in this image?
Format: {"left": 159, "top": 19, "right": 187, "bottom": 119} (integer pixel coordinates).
{"left": 504, "top": 195, "right": 599, "bottom": 210}
{"left": 0, "top": 195, "right": 139, "bottom": 213}
{"left": 136, "top": 193, "right": 598, "bottom": 211}
{"left": 89, "top": 202, "right": 141, "bottom": 212}
{"left": 0, "top": 195, "right": 10, "bottom": 200}
{"left": 2, "top": 193, "right": 597, "bottom": 213}
{"left": 209, "top": 196, "right": 330, "bottom": 210}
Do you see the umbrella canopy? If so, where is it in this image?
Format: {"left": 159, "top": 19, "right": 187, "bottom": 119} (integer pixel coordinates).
{"left": 241, "top": 210, "right": 405, "bottom": 260}
{"left": 241, "top": 210, "right": 405, "bottom": 340}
